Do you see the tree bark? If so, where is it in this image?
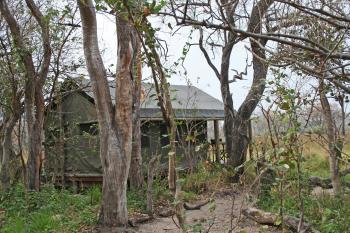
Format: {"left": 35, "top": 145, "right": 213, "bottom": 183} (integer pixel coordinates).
{"left": 319, "top": 78, "right": 341, "bottom": 195}
{"left": 1, "top": 115, "right": 17, "bottom": 191}
{"left": 220, "top": 34, "right": 236, "bottom": 170}
{"left": 0, "top": 78, "right": 22, "bottom": 192}
{"left": 146, "top": 155, "right": 159, "bottom": 217}
{"left": 27, "top": 87, "right": 45, "bottom": 191}
{"left": 79, "top": 0, "right": 136, "bottom": 228}
{"left": 129, "top": 40, "right": 143, "bottom": 189}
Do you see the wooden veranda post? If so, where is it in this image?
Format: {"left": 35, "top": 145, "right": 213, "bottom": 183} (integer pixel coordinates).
{"left": 214, "top": 119, "right": 220, "bottom": 163}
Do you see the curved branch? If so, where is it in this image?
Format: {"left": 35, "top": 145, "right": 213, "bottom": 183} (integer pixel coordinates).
{"left": 198, "top": 28, "right": 220, "bottom": 79}
{"left": 25, "top": 0, "right": 51, "bottom": 84}
{"left": 78, "top": 0, "right": 114, "bottom": 125}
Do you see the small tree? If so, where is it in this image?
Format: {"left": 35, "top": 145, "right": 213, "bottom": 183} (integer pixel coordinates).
{"left": 0, "top": 0, "right": 52, "bottom": 191}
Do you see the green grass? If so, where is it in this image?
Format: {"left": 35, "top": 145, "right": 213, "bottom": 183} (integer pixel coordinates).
{"left": 0, "top": 175, "right": 193, "bottom": 233}
{"left": 0, "top": 183, "right": 156, "bottom": 233}
{"left": 256, "top": 150, "right": 350, "bottom": 233}
{"left": 0, "top": 184, "right": 99, "bottom": 233}
{"left": 258, "top": 186, "right": 350, "bottom": 233}
{"left": 254, "top": 135, "right": 350, "bottom": 233}
{"left": 303, "top": 153, "right": 330, "bottom": 178}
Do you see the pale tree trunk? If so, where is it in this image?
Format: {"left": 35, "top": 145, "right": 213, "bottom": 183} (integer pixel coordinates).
{"left": 167, "top": 120, "right": 177, "bottom": 193}
{"left": 27, "top": 87, "right": 45, "bottom": 190}
{"left": 79, "top": 0, "right": 136, "bottom": 228}
{"left": 319, "top": 78, "right": 341, "bottom": 195}
{"left": 0, "top": 0, "right": 51, "bottom": 191}
{"left": 129, "top": 40, "right": 143, "bottom": 189}
{"left": 336, "top": 94, "right": 345, "bottom": 159}
{"left": 0, "top": 68, "right": 22, "bottom": 192}
{"left": 1, "top": 115, "right": 17, "bottom": 191}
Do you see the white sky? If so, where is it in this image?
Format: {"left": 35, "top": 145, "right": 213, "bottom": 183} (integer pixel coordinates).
{"left": 96, "top": 13, "right": 255, "bottom": 109}
{"left": 95, "top": 13, "right": 350, "bottom": 116}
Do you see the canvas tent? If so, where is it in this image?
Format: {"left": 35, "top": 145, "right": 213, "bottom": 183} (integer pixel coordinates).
{"left": 45, "top": 80, "right": 225, "bottom": 185}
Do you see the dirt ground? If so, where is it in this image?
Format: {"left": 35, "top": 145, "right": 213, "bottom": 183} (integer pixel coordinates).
{"left": 137, "top": 190, "right": 281, "bottom": 233}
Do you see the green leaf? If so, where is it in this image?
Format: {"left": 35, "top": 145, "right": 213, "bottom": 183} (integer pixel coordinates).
{"left": 279, "top": 102, "right": 290, "bottom": 110}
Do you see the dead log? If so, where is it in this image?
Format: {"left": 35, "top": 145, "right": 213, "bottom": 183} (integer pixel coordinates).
{"left": 309, "top": 176, "right": 333, "bottom": 189}
{"left": 128, "top": 215, "right": 153, "bottom": 227}
{"left": 183, "top": 199, "right": 210, "bottom": 210}
{"left": 243, "top": 207, "right": 312, "bottom": 233}
{"left": 158, "top": 208, "right": 175, "bottom": 217}
{"left": 157, "top": 198, "right": 209, "bottom": 217}
{"left": 308, "top": 168, "right": 350, "bottom": 188}
{"left": 309, "top": 175, "right": 350, "bottom": 189}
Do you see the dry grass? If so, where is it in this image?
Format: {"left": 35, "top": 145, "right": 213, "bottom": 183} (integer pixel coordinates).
{"left": 251, "top": 133, "right": 350, "bottom": 178}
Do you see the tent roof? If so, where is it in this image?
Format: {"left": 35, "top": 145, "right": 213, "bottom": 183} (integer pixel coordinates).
{"left": 82, "top": 80, "right": 224, "bottom": 120}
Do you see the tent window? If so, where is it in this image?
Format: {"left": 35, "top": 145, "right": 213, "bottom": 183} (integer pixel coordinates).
{"left": 79, "top": 122, "right": 98, "bottom": 136}
{"left": 141, "top": 134, "right": 150, "bottom": 147}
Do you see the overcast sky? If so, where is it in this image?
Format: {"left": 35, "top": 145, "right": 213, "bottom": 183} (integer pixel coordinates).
{"left": 95, "top": 13, "right": 255, "bottom": 109}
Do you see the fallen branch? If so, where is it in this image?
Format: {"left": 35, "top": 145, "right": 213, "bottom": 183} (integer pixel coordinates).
{"left": 158, "top": 208, "right": 175, "bottom": 217}
{"left": 309, "top": 176, "right": 333, "bottom": 189}
{"left": 128, "top": 215, "right": 153, "bottom": 227}
{"left": 183, "top": 199, "right": 210, "bottom": 210}
{"left": 308, "top": 168, "right": 350, "bottom": 189}
{"left": 309, "top": 175, "right": 350, "bottom": 189}
{"left": 158, "top": 199, "right": 210, "bottom": 217}
{"left": 243, "top": 207, "right": 312, "bottom": 233}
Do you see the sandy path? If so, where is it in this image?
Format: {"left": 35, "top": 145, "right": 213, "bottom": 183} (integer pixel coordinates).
{"left": 137, "top": 192, "right": 281, "bottom": 233}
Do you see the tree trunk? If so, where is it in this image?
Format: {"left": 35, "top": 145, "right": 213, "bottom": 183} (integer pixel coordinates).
{"left": 220, "top": 34, "right": 235, "bottom": 168}
{"left": 26, "top": 87, "right": 45, "bottom": 191}
{"left": 146, "top": 41, "right": 177, "bottom": 193}
{"left": 0, "top": 0, "right": 51, "bottom": 191}
{"left": 227, "top": 0, "right": 272, "bottom": 182}
{"left": 230, "top": 117, "right": 249, "bottom": 177}
{"left": 319, "top": 78, "right": 341, "bottom": 195}
{"left": 1, "top": 116, "right": 17, "bottom": 191}
{"left": 25, "top": 91, "right": 37, "bottom": 190}
{"left": 79, "top": 0, "right": 136, "bottom": 227}
{"left": 168, "top": 123, "right": 177, "bottom": 193}
{"left": 147, "top": 155, "right": 159, "bottom": 216}
{"left": 129, "top": 41, "right": 143, "bottom": 189}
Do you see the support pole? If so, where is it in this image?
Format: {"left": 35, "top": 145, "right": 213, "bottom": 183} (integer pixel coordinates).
{"left": 214, "top": 120, "right": 220, "bottom": 163}
{"left": 248, "top": 119, "right": 253, "bottom": 160}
